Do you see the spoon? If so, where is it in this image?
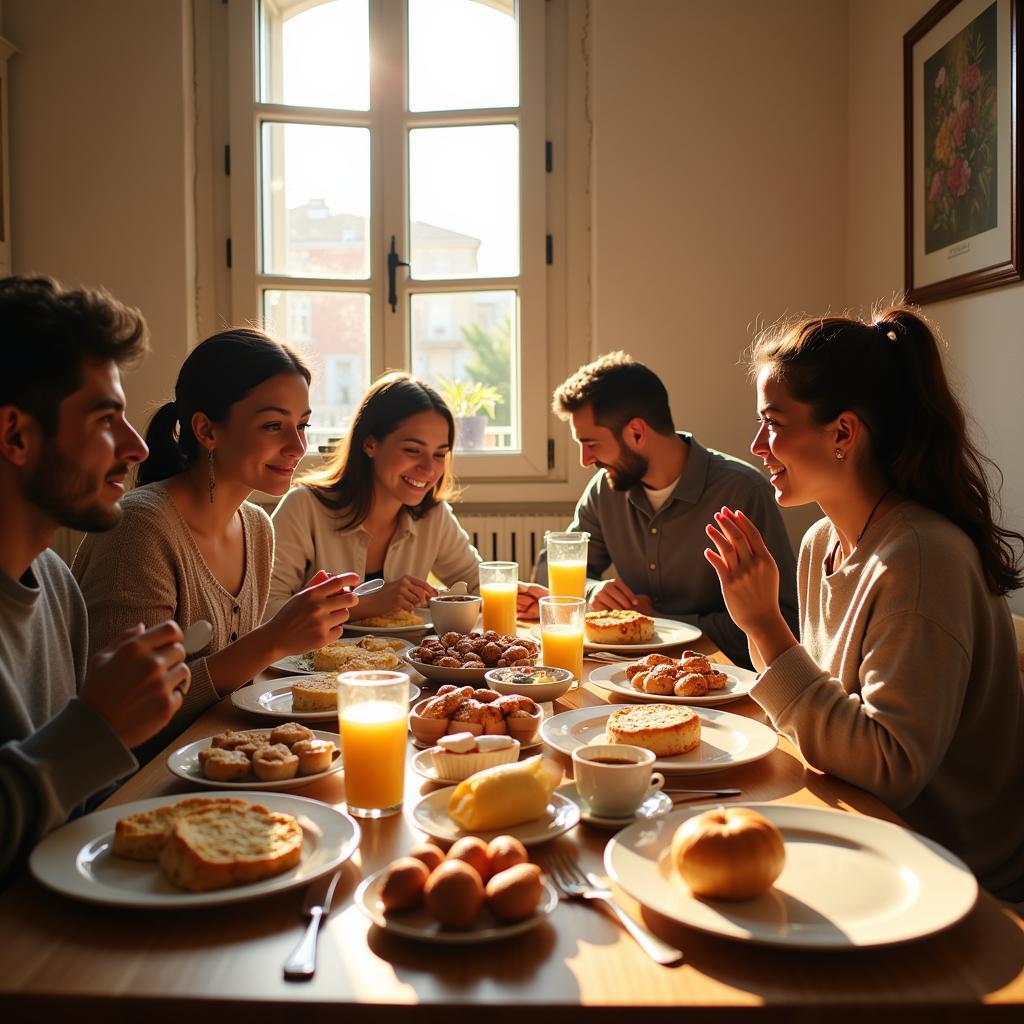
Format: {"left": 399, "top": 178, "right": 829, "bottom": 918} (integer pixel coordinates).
{"left": 351, "top": 577, "right": 385, "bottom": 597}
{"left": 182, "top": 619, "right": 213, "bottom": 655}
{"left": 665, "top": 787, "right": 741, "bottom": 798}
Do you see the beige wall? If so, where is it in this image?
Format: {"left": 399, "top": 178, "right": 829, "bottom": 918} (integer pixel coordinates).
{"left": 590, "top": 0, "right": 849, "bottom": 548}
{"left": 4, "top": 0, "right": 198, "bottom": 429}
{"left": 847, "top": 0, "right": 1024, "bottom": 612}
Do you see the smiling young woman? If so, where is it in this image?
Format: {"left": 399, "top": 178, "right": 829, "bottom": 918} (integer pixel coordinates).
{"left": 266, "top": 372, "right": 483, "bottom": 622}
{"left": 72, "top": 329, "right": 359, "bottom": 763}
{"left": 703, "top": 305, "right": 1024, "bottom": 904}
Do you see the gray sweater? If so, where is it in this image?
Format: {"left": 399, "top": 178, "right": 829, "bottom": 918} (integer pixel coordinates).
{"left": 0, "top": 550, "right": 136, "bottom": 882}
{"left": 753, "top": 501, "right": 1024, "bottom": 900}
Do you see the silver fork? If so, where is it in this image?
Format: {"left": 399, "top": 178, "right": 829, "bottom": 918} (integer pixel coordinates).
{"left": 587, "top": 651, "right": 639, "bottom": 664}
{"left": 544, "top": 850, "right": 682, "bottom": 965}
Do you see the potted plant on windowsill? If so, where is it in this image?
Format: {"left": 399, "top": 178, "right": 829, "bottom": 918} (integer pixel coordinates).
{"left": 437, "top": 379, "right": 504, "bottom": 451}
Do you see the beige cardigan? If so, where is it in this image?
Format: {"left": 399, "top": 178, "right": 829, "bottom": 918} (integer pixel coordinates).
{"left": 72, "top": 483, "right": 274, "bottom": 760}
{"left": 267, "top": 485, "right": 481, "bottom": 618}
{"left": 752, "top": 500, "right": 1024, "bottom": 900}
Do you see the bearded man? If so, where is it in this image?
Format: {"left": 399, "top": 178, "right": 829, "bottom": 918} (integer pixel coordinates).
{"left": 530, "top": 352, "right": 798, "bottom": 668}
{"left": 0, "top": 276, "right": 189, "bottom": 882}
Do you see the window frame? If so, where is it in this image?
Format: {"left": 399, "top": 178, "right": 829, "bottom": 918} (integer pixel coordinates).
{"left": 227, "top": 0, "right": 550, "bottom": 478}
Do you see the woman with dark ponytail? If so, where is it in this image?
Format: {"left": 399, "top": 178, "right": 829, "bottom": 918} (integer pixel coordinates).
{"left": 704, "top": 304, "right": 1024, "bottom": 903}
{"left": 73, "top": 328, "right": 359, "bottom": 761}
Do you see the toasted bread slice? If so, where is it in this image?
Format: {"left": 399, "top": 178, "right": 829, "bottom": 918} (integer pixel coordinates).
{"left": 311, "top": 644, "right": 400, "bottom": 673}
{"left": 584, "top": 609, "right": 655, "bottom": 644}
{"left": 112, "top": 797, "right": 248, "bottom": 861}
{"left": 606, "top": 703, "right": 700, "bottom": 756}
{"left": 158, "top": 801, "right": 303, "bottom": 892}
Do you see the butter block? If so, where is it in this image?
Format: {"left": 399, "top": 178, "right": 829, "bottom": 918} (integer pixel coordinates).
{"left": 447, "top": 754, "right": 560, "bottom": 831}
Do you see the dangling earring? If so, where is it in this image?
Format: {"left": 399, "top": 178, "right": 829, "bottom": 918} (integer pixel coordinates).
{"left": 208, "top": 448, "right": 216, "bottom": 503}
{"left": 834, "top": 448, "right": 846, "bottom": 462}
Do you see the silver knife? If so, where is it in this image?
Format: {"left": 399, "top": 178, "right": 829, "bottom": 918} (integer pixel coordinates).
{"left": 283, "top": 869, "right": 343, "bottom": 981}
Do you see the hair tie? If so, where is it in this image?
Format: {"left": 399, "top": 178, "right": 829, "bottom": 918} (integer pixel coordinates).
{"left": 874, "top": 320, "right": 898, "bottom": 342}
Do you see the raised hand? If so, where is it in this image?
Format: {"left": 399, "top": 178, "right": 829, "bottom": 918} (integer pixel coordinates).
{"left": 80, "top": 620, "right": 190, "bottom": 750}
{"left": 266, "top": 571, "right": 361, "bottom": 655}
{"left": 704, "top": 506, "right": 796, "bottom": 666}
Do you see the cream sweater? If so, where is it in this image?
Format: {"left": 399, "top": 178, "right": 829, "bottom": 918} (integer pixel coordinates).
{"left": 752, "top": 500, "right": 1024, "bottom": 900}
{"left": 266, "top": 485, "right": 481, "bottom": 617}
{"left": 72, "top": 484, "right": 274, "bottom": 761}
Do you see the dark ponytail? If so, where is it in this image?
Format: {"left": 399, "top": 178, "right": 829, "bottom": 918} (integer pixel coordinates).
{"left": 138, "top": 327, "right": 310, "bottom": 486}
{"left": 752, "top": 304, "right": 1023, "bottom": 595}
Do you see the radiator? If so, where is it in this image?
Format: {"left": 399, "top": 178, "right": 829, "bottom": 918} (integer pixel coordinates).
{"left": 458, "top": 513, "right": 570, "bottom": 579}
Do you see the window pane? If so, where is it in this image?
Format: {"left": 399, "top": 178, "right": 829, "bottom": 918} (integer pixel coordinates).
{"left": 261, "top": 122, "right": 370, "bottom": 279}
{"left": 263, "top": 290, "right": 371, "bottom": 448}
{"left": 409, "top": 125, "right": 519, "bottom": 279}
{"left": 410, "top": 291, "right": 518, "bottom": 452}
{"left": 408, "top": 0, "right": 518, "bottom": 112}
{"left": 260, "top": 0, "right": 370, "bottom": 110}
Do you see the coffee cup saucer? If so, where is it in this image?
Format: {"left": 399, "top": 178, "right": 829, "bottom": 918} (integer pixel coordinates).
{"left": 556, "top": 782, "right": 673, "bottom": 830}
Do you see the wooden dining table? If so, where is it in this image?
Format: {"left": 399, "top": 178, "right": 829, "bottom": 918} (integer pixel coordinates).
{"left": 2, "top": 630, "right": 1023, "bottom": 1023}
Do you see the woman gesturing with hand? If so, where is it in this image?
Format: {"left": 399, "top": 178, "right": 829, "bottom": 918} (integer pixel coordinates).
{"left": 702, "top": 305, "right": 1024, "bottom": 904}
{"left": 705, "top": 506, "right": 795, "bottom": 672}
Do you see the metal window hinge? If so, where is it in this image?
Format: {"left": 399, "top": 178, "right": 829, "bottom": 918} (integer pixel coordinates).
{"left": 226, "top": 238, "right": 232, "bottom": 268}
{"left": 545, "top": 141, "right": 552, "bottom": 172}
{"left": 547, "top": 438, "right": 555, "bottom": 469}
{"left": 224, "top": 144, "right": 231, "bottom": 176}
{"left": 546, "top": 234, "right": 553, "bottom": 265}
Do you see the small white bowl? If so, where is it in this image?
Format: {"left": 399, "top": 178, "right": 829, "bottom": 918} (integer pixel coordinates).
{"left": 485, "top": 665, "right": 575, "bottom": 703}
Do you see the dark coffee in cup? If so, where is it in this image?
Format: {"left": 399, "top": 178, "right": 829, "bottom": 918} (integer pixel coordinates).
{"left": 588, "top": 756, "right": 636, "bottom": 765}
{"left": 434, "top": 595, "right": 477, "bottom": 602}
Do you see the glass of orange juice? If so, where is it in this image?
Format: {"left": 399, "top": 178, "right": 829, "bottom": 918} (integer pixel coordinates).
{"left": 337, "top": 670, "right": 409, "bottom": 818}
{"left": 480, "top": 560, "right": 518, "bottom": 636}
{"left": 545, "top": 531, "right": 590, "bottom": 598}
{"left": 539, "top": 595, "right": 585, "bottom": 685}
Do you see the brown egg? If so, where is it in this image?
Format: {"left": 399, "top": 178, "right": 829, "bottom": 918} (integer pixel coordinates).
{"left": 424, "top": 860, "right": 484, "bottom": 928}
{"left": 486, "top": 834, "right": 528, "bottom": 876}
{"left": 379, "top": 857, "right": 429, "bottom": 912}
{"left": 447, "top": 835, "right": 492, "bottom": 881}
{"left": 486, "top": 862, "right": 544, "bottom": 922}
{"left": 408, "top": 842, "right": 445, "bottom": 873}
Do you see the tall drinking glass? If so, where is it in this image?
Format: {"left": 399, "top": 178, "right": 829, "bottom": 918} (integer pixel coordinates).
{"left": 545, "top": 531, "right": 589, "bottom": 598}
{"left": 337, "top": 670, "right": 409, "bottom": 818}
{"left": 480, "top": 560, "right": 518, "bottom": 636}
{"left": 539, "top": 595, "right": 585, "bottom": 684}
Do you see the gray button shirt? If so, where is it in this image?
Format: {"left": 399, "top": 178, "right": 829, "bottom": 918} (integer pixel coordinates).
{"left": 538, "top": 434, "right": 799, "bottom": 667}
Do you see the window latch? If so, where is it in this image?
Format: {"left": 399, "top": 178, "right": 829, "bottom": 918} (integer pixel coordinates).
{"left": 387, "top": 236, "right": 410, "bottom": 313}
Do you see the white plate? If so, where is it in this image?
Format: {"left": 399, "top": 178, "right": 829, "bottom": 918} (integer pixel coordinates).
{"left": 556, "top": 781, "right": 674, "bottom": 829}
{"left": 604, "top": 803, "right": 978, "bottom": 949}
{"left": 409, "top": 786, "right": 581, "bottom": 846}
{"left": 532, "top": 616, "right": 701, "bottom": 652}
{"left": 355, "top": 867, "right": 559, "bottom": 944}
{"left": 231, "top": 676, "right": 420, "bottom": 722}
{"left": 588, "top": 662, "right": 757, "bottom": 707}
{"left": 166, "top": 730, "right": 344, "bottom": 790}
{"left": 270, "top": 636, "right": 415, "bottom": 674}
{"left": 343, "top": 611, "right": 431, "bottom": 636}
{"left": 539, "top": 704, "right": 777, "bottom": 775}
{"left": 29, "top": 791, "right": 361, "bottom": 909}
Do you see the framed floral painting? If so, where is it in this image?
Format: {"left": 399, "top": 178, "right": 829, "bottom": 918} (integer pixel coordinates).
{"left": 904, "top": 0, "right": 1022, "bottom": 303}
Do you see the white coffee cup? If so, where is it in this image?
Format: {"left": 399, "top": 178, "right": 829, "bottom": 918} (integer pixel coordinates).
{"left": 572, "top": 743, "right": 665, "bottom": 819}
{"left": 428, "top": 593, "right": 482, "bottom": 635}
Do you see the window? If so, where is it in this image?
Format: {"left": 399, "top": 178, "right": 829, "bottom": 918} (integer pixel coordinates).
{"left": 227, "top": 0, "right": 549, "bottom": 476}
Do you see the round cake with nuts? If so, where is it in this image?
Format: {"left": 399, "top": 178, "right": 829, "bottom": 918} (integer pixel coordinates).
{"left": 605, "top": 703, "right": 700, "bottom": 756}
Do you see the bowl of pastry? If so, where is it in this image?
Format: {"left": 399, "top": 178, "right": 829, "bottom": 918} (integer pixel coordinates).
{"left": 484, "top": 665, "right": 574, "bottom": 703}
{"left": 404, "top": 631, "right": 539, "bottom": 684}
{"left": 409, "top": 686, "right": 543, "bottom": 747}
